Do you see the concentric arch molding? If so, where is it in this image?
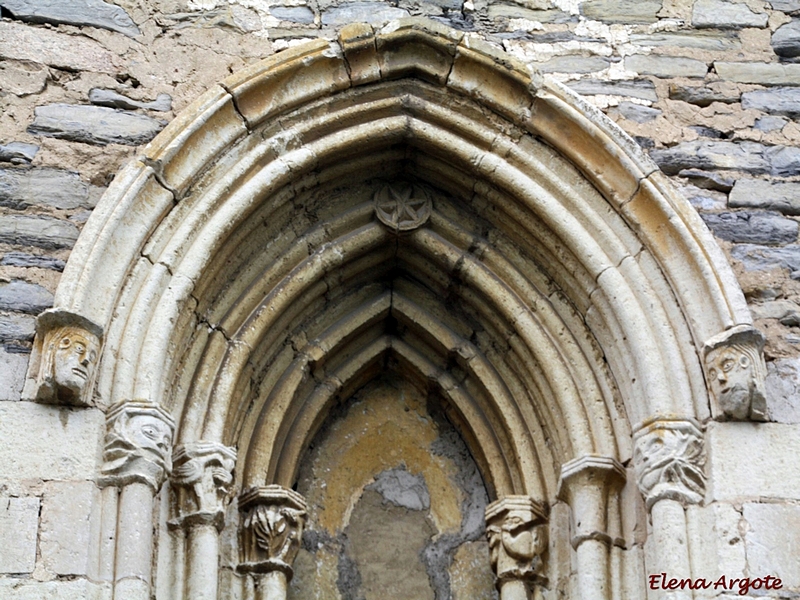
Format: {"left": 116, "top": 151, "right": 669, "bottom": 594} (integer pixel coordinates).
{"left": 36, "top": 17, "right": 752, "bottom": 502}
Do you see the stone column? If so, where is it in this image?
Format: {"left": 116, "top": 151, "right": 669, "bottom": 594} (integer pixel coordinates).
{"left": 558, "top": 456, "right": 626, "bottom": 600}
{"left": 485, "top": 496, "right": 548, "bottom": 600}
{"left": 171, "top": 442, "right": 237, "bottom": 600}
{"left": 237, "top": 485, "right": 308, "bottom": 600}
{"left": 98, "top": 399, "right": 175, "bottom": 600}
{"left": 633, "top": 418, "right": 706, "bottom": 600}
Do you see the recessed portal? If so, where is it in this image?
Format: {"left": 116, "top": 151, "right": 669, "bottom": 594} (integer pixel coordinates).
{"left": 289, "top": 375, "right": 496, "bottom": 600}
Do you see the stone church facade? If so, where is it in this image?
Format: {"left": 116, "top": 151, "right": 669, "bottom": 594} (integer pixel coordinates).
{"left": 1, "top": 1, "right": 800, "bottom": 599}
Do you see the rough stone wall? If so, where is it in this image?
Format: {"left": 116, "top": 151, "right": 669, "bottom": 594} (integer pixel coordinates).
{"left": 2, "top": 0, "right": 800, "bottom": 597}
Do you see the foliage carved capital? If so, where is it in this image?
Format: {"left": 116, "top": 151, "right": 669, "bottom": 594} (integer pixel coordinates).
{"left": 238, "top": 485, "right": 308, "bottom": 580}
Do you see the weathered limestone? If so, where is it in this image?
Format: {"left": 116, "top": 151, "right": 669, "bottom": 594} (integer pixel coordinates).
{"left": 0, "top": 347, "right": 28, "bottom": 400}
{"left": 703, "top": 325, "right": 768, "bottom": 421}
{"left": 3, "top": 16, "right": 792, "bottom": 600}
{"left": 0, "top": 401, "right": 104, "bottom": 481}
{"left": 28, "top": 104, "right": 165, "bottom": 147}
{"left": 766, "top": 358, "right": 800, "bottom": 423}
{"left": 743, "top": 503, "right": 800, "bottom": 589}
{"left": 39, "top": 481, "right": 100, "bottom": 576}
{"left": 0, "top": 497, "right": 39, "bottom": 573}
{"left": 706, "top": 422, "right": 800, "bottom": 501}
{"left": 238, "top": 486, "right": 308, "bottom": 600}
{"left": 485, "top": 496, "right": 547, "bottom": 600}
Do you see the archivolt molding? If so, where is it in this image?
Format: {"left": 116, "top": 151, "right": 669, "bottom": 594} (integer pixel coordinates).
{"left": 38, "top": 19, "right": 752, "bottom": 506}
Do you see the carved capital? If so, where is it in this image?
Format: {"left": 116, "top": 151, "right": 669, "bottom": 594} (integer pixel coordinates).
{"left": 238, "top": 485, "right": 308, "bottom": 580}
{"left": 633, "top": 418, "right": 706, "bottom": 510}
{"left": 485, "top": 496, "right": 548, "bottom": 588}
{"left": 99, "top": 400, "right": 175, "bottom": 492}
{"left": 24, "top": 309, "right": 103, "bottom": 407}
{"left": 170, "top": 442, "right": 236, "bottom": 530}
{"left": 703, "top": 325, "right": 768, "bottom": 421}
{"left": 558, "top": 455, "right": 626, "bottom": 549}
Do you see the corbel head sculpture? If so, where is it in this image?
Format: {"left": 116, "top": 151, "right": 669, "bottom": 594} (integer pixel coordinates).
{"left": 25, "top": 309, "right": 103, "bottom": 407}
{"left": 100, "top": 399, "right": 176, "bottom": 491}
{"left": 703, "top": 325, "right": 768, "bottom": 421}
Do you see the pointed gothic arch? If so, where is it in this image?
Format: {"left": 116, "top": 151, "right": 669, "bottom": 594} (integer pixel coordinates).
{"left": 24, "top": 17, "right": 762, "bottom": 600}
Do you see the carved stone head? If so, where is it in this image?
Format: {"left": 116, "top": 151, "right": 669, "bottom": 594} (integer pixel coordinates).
{"left": 703, "top": 325, "right": 767, "bottom": 421}
{"left": 485, "top": 496, "right": 548, "bottom": 586}
{"left": 633, "top": 418, "right": 705, "bottom": 509}
{"left": 100, "top": 400, "right": 176, "bottom": 491}
{"left": 27, "top": 310, "right": 103, "bottom": 407}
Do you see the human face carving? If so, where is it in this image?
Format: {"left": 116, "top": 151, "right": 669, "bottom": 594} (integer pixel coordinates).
{"left": 706, "top": 346, "right": 752, "bottom": 420}
{"left": 127, "top": 414, "right": 173, "bottom": 460}
{"left": 53, "top": 330, "right": 99, "bottom": 398}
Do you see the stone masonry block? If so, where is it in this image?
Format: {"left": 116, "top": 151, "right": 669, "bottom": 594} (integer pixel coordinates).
{"left": 0, "top": 347, "right": 28, "bottom": 401}
{"left": 765, "top": 358, "right": 800, "bottom": 423}
{"left": 40, "top": 481, "right": 100, "bottom": 576}
{"left": 0, "top": 578, "right": 110, "bottom": 599}
{"left": 0, "top": 497, "right": 39, "bottom": 573}
{"left": 707, "top": 422, "right": 800, "bottom": 502}
{"left": 743, "top": 503, "right": 800, "bottom": 589}
{"left": 0, "top": 402, "right": 104, "bottom": 481}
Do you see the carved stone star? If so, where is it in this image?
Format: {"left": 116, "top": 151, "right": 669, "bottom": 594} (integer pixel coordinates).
{"left": 374, "top": 182, "right": 432, "bottom": 231}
